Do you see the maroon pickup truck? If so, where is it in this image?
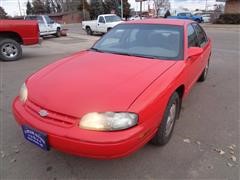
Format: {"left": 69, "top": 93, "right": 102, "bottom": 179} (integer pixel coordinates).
{"left": 0, "top": 20, "right": 39, "bottom": 61}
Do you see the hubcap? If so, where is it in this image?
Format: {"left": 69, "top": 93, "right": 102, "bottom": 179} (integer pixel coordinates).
{"left": 165, "top": 103, "right": 177, "bottom": 136}
{"left": 1, "top": 43, "right": 18, "bottom": 58}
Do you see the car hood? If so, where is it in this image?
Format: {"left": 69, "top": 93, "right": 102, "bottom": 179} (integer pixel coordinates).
{"left": 27, "top": 51, "right": 176, "bottom": 117}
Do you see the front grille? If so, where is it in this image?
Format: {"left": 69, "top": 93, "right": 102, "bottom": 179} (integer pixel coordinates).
{"left": 25, "top": 100, "right": 77, "bottom": 128}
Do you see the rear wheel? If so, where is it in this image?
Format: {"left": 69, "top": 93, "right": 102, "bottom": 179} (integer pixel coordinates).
{"left": 198, "top": 61, "right": 209, "bottom": 82}
{"left": 151, "top": 92, "right": 180, "bottom": 146}
{"left": 0, "top": 38, "right": 22, "bottom": 61}
{"left": 86, "top": 27, "right": 93, "bottom": 35}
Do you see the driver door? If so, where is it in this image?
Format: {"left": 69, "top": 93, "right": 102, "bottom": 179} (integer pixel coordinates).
{"left": 36, "top": 16, "right": 48, "bottom": 35}
{"left": 97, "top": 16, "right": 106, "bottom": 33}
{"left": 44, "top": 16, "right": 55, "bottom": 34}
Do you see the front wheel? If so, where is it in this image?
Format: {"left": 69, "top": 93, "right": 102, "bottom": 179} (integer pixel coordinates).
{"left": 55, "top": 28, "right": 61, "bottom": 37}
{"left": 0, "top": 38, "right": 22, "bottom": 61}
{"left": 151, "top": 92, "right": 180, "bottom": 146}
{"left": 196, "top": 19, "right": 201, "bottom": 23}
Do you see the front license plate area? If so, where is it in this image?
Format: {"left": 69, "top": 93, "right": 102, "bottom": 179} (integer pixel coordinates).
{"left": 22, "top": 125, "right": 49, "bottom": 151}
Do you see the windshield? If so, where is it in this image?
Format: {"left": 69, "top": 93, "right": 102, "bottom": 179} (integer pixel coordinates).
{"left": 105, "top": 15, "right": 121, "bottom": 23}
{"left": 92, "top": 24, "right": 184, "bottom": 60}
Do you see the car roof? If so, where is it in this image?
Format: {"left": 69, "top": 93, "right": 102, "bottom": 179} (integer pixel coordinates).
{"left": 124, "top": 18, "right": 193, "bottom": 26}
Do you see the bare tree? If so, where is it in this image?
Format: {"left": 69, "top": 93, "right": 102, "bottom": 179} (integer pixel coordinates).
{"left": 153, "top": 0, "right": 170, "bottom": 17}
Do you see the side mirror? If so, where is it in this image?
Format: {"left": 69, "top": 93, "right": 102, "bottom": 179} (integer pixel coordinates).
{"left": 188, "top": 47, "right": 203, "bottom": 58}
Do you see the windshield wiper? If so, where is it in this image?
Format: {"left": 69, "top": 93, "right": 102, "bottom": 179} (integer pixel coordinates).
{"left": 89, "top": 49, "right": 170, "bottom": 60}
{"left": 108, "top": 51, "right": 160, "bottom": 59}
{"left": 89, "top": 47, "right": 105, "bottom": 53}
{"left": 130, "top": 54, "right": 160, "bottom": 59}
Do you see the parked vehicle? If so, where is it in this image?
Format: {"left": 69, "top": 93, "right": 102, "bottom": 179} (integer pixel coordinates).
{"left": 129, "top": 15, "right": 141, "bottom": 20}
{"left": 0, "top": 20, "right": 39, "bottom": 61}
{"left": 13, "top": 19, "right": 211, "bottom": 159}
{"left": 25, "top": 15, "right": 61, "bottom": 37}
{"left": 168, "top": 12, "right": 203, "bottom": 23}
{"left": 202, "top": 14, "right": 211, "bottom": 23}
{"left": 82, "top": 14, "right": 123, "bottom": 35}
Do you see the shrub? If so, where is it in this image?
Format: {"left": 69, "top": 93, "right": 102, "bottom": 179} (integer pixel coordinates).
{"left": 214, "top": 13, "right": 240, "bottom": 24}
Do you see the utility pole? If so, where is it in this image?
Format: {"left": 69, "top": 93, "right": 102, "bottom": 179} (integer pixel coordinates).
{"left": 121, "top": 0, "right": 123, "bottom": 19}
{"left": 140, "top": 0, "right": 142, "bottom": 19}
{"left": 82, "top": 0, "right": 85, "bottom": 20}
{"left": 205, "top": 0, "right": 208, "bottom": 11}
{"left": 17, "top": 0, "right": 22, "bottom": 16}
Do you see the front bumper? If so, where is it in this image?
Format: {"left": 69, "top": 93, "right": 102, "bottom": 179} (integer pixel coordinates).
{"left": 12, "top": 98, "right": 155, "bottom": 159}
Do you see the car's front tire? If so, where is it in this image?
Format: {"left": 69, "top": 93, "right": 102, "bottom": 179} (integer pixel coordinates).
{"left": 0, "top": 38, "right": 22, "bottom": 61}
{"left": 151, "top": 92, "right": 180, "bottom": 146}
{"left": 55, "top": 28, "right": 61, "bottom": 37}
{"left": 196, "top": 19, "right": 201, "bottom": 23}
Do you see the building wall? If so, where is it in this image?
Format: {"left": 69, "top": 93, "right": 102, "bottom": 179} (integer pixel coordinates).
{"left": 225, "top": 0, "right": 240, "bottom": 13}
{"left": 50, "top": 12, "right": 82, "bottom": 24}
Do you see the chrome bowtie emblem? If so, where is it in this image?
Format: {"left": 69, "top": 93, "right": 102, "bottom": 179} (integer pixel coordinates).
{"left": 39, "top": 109, "right": 48, "bottom": 117}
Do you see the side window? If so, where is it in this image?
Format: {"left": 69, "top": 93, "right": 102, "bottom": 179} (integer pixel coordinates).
{"left": 37, "top": 16, "right": 44, "bottom": 24}
{"left": 188, "top": 24, "right": 199, "bottom": 47}
{"left": 44, "top": 16, "right": 52, "bottom": 24}
{"left": 99, "top": 16, "right": 105, "bottom": 23}
{"left": 192, "top": 23, "right": 208, "bottom": 47}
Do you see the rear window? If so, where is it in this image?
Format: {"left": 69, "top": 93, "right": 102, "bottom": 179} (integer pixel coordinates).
{"left": 25, "top": 16, "right": 44, "bottom": 24}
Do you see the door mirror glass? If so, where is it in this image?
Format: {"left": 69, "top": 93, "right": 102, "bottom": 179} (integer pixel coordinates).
{"left": 188, "top": 47, "right": 203, "bottom": 58}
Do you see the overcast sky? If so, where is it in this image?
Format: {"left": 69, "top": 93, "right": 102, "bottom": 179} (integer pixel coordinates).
{"left": 0, "top": 0, "right": 225, "bottom": 17}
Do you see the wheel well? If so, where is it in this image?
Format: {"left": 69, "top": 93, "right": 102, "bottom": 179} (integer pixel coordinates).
{"left": 86, "top": 26, "right": 90, "bottom": 29}
{"left": 57, "top": 27, "right": 61, "bottom": 30}
{"left": 175, "top": 85, "right": 185, "bottom": 99}
{"left": 0, "top": 32, "right": 23, "bottom": 44}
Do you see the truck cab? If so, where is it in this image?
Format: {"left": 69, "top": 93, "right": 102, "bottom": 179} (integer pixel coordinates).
{"left": 25, "top": 15, "right": 61, "bottom": 37}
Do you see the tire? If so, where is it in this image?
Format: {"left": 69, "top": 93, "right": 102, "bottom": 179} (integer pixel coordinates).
{"left": 86, "top": 27, "right": 93, "bottom": 35}
{"left": 0, "top": 38, "right": 22, "bottom": 61}
{"left": 198, "top": 61, "right": 209, "bottom": 82}
{"left": 151, "top": 92, "right": 180, "bottom": 146}
{"left": 55, "top": 28, "right": 61, "bottom": 37}
{"left": 196, "top": 19, "right": 201, "bottom": 23}
{"left": 107, "top": 28, "right": 112, "bottom": 32}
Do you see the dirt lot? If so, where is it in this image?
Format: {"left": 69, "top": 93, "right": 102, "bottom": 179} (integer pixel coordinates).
{"left": 0, "top": 25, "right": 239, "bottom": 179}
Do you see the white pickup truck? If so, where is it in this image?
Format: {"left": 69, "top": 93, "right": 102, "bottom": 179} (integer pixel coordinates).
{"left": 25, "top": 15, "right": 61, "bottom": 37}
{"left": 82, "top": 14, "right": 123, "bottom": 35}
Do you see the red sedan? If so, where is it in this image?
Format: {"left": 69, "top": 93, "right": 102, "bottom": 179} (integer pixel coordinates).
{"left": 13, "top": 19, "right": 211, "bottom": 159}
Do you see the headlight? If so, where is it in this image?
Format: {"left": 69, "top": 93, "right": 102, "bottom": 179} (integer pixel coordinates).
{"left": 19, "top": 83, "right": 28, "bottom": 103}
{"left": 79, "top": 112, "right": 138, "bottom": 131}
